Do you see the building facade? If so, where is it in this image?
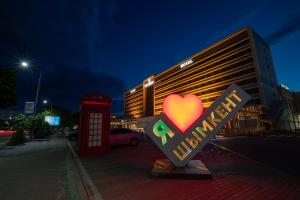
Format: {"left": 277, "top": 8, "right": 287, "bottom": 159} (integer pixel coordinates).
{"left": 275, "top": 85, "right": 300, "bottom": 131}
{"left": 124, "top": 28, "right": 280, "bottom": 133}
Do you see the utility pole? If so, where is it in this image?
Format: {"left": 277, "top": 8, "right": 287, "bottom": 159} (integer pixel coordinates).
{"left": 34, "top": 71, "right": 42, "bottom": 115}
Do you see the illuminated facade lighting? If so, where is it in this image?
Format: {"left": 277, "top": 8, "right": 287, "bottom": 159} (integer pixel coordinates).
{"left": 124, "top": 28, "right": 280, "bottom": 132}
{"left": 130, "top": 89, "right": 136, "bottom": 93}
{"left": 144, "top": 78, "right": 154, "bottom": 88}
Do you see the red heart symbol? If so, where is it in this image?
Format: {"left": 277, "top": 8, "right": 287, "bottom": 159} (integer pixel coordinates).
{"left": 163, "top": 94, "right": 203, "bottom": 133}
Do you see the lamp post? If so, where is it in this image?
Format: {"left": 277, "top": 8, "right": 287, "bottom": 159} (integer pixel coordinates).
{"left": 19, "top": 61, "right": 42, "bottom": 115}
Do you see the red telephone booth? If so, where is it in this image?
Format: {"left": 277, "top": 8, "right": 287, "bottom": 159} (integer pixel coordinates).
{"left": 78, "top": 94, "right": 111, "bottom": 156}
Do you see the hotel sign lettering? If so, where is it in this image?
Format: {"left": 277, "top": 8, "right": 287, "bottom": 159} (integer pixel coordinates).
{"left": 144, "top": 78, "right": 155, "bottom": 88}
{"left": 180, "top": 59, "right": 193, "bottom": 68}
{"left": 146, "top": 84, "right": 251, "bottom": 167}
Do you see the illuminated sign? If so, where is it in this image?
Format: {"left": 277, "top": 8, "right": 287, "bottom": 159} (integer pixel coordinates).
{"left": 144, "top": 78, "right": 154, "bottom": 88}
{"left": 45, "top": 116, "right": 60, "bottom": 126}
{"left": 280, "top": 84, "right": 290, "bottom": 90}
{"left": 24, "top": 102, "right": 35, "bottom": 114}
{"left": 163, "top": 94, "right": 203, "bottom": 133}
{"left": 147, "top": 84, "right": 251, "bottom": 167}
{"left": 180, "top": 59, "right": 193, "bottom": 68}
{"left": 130, "top": 88, "right": 136, "bottom": 93}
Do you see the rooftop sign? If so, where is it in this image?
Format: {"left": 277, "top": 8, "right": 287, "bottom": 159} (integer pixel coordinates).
{"left": 144, "top": 78, "right": 154, "bottom": 88}
{"left": 180, "top": 59, "right": 193, "bottom": 68}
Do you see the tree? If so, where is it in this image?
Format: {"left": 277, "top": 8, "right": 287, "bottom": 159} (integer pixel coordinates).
{"left": 44, "top": 106, "right": 74, "bottom": 128}
{"left": 7, "top": 129, "right": 26, "bottom": 146}
{"left": 10, "top": 114, "right": 28, "bottom": 130}
{"left": 10, "top": 111, "right": 54, "bottom": 139}
{"left": 0, "top": 68, "right": 17, "bottom": 109}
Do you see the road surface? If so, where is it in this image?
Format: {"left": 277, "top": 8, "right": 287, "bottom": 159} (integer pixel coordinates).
{"left": 212, "top": 135, "right": 300, "bottom": 178}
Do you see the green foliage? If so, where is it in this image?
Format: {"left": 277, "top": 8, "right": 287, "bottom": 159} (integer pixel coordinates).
{"left": 32, "top": 111, "right": 52, "bottom": 138}
{"left": 0, "top": 119, "right": 8, "bottom": 130}
{"left": 7, "top": 129, "right": 26, "bottom": 146}
{"left": 0, "top": 68, "right": 17, "bottom": 109}
{"left": 10, "top": 114, "right": 32, "bottom": 130}
{"left": 10, "top": 110, "right": 58, "bottom": 138}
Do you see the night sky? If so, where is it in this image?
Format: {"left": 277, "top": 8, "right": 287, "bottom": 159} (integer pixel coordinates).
{"left": 0, "top": 0, "right": 300, "bottom": 114}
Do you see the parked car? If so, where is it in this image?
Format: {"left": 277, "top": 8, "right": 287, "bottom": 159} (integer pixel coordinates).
{"left": 65, "top": 129, "right": 78, "bottom": 141}
{"left": 110, "top": 128, "right": 144, "bottom": 146}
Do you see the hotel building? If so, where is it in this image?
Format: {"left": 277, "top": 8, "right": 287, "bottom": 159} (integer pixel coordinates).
{"left": 124, "top": 28, "right": 280, "bottom": 133}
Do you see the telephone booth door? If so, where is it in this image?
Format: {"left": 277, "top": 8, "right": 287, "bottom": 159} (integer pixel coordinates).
{"left": 78, "top": 94, "right": 111, "bottom": 156}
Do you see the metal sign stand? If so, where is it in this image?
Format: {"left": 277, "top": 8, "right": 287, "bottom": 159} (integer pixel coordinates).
{"left": 152, "top": 159, "right": 212, "bottom": 179}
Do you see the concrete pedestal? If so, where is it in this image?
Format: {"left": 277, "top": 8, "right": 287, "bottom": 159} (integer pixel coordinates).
{"left": 151, "top": 159, "right": 212, "bottom": 179}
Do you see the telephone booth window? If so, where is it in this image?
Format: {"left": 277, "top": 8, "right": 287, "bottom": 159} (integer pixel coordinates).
{"left": 78, "top": 94, "right": 111, "bottom": 156}
{"left": 88, "top": 112, "right": 102, "bottom": 147}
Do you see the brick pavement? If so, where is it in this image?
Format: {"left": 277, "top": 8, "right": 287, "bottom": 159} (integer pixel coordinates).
{"left": 80, "top": 143, "right": 300, "bottom": 200}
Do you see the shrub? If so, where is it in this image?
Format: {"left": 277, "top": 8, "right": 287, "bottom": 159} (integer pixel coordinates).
{"left": 7, "top": 129, "right": 26, "bottom": 146}
{"left": 10, "top": 111, "right": 54, "bottom": 139}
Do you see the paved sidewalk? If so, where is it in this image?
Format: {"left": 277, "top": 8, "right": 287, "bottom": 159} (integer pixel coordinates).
{"left": 80, "top": 143, "right": 300, "bottom": 200}
{"left": 0, "top": 135, "right": 87, "bottom": 200}
{"left": 0, "top": 136, "right": 11, "bottom": 148}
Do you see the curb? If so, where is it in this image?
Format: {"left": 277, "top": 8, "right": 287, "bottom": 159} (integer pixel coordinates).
{"left": 67, "top": 142, "right": 103, "bottom": 200}
{"left": 0, "top": 146, "right": 16, "bottom": 150}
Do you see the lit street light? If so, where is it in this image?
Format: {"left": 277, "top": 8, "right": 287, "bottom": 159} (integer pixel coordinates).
{"left": 19, "top": 60, "right": 42, "bottom": 115}
{"left": 20, "top": 61, "right": 29, "bottom": 68}
{"left": 42, "top": 99, "right": 53, "bottom": 112}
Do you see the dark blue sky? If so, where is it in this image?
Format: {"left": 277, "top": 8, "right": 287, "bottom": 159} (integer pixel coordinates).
{"left": 0, "top": 0, "right": 300, "bottom": 114}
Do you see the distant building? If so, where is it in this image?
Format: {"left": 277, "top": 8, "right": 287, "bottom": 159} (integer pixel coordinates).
{"left": 110, "top": 115, "right": 143, "bottom": 132}
{"left": 124, "top": 27, "right": 283, "bottom": 134}
{"left": 275, "top": 85, "right": 300, "bottom": 131}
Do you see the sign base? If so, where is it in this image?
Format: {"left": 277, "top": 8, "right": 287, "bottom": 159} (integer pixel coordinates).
{"left": 151, "top": 159, "right": 212, "bottom": 179}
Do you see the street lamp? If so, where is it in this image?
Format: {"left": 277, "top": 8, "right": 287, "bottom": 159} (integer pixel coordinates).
{"left": 19, "top": 60, "right": 42, "bottom": 115}
{"left": 42, "top": 99, "right": 53, "bottom": 112}
{"left": 20, "top": 61, "right": 29, "bottom": 68}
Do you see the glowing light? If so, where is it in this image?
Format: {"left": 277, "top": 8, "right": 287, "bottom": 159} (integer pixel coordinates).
{"left": 0, "top": 130, "right": 15, "bottom": 136}
{"left": 180, "top": 59, "right": 193, "bottom": 68}
{"left": 163, "top": 94, "right": 203, "bottom": 133}
{"left": 130, "top": 89, "right": 136, "bottom": 93}
{"left": 43, "top": 100, "right": 48, "bottom": 104}
{"left": 45, "top": 116, "right": 60, "bottom": 126}
{"left": 153, "top": 119, "right": 174, "bottom": 145}
{"left": 147, "top": 84, "right": 251, "bottom": 167}
{"left": 81, "top": 101, "right": 110, "bottom": 106}
{"left": 144, "top": 78, "right": 154, "bottom": 88}
{"left": 280, "top": 84, "right": 290, "bottom": 90}
{"left": 20, "top": 61, "right": 29, "bottom": 68}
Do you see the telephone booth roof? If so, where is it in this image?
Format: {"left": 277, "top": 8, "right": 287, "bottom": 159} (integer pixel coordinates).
{"left": 81, "top": 93, "right": 111, "bottom": 106}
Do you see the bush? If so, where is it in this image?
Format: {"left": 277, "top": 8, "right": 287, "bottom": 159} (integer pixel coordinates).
{"left": 7, "top": 129, "right": 26, "bottom": 146}
{"left": 10, "top": 111, "right": 54, "bottom": 139}
{"left": 32, "top": 113, "right": 52, "bottom": 138}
